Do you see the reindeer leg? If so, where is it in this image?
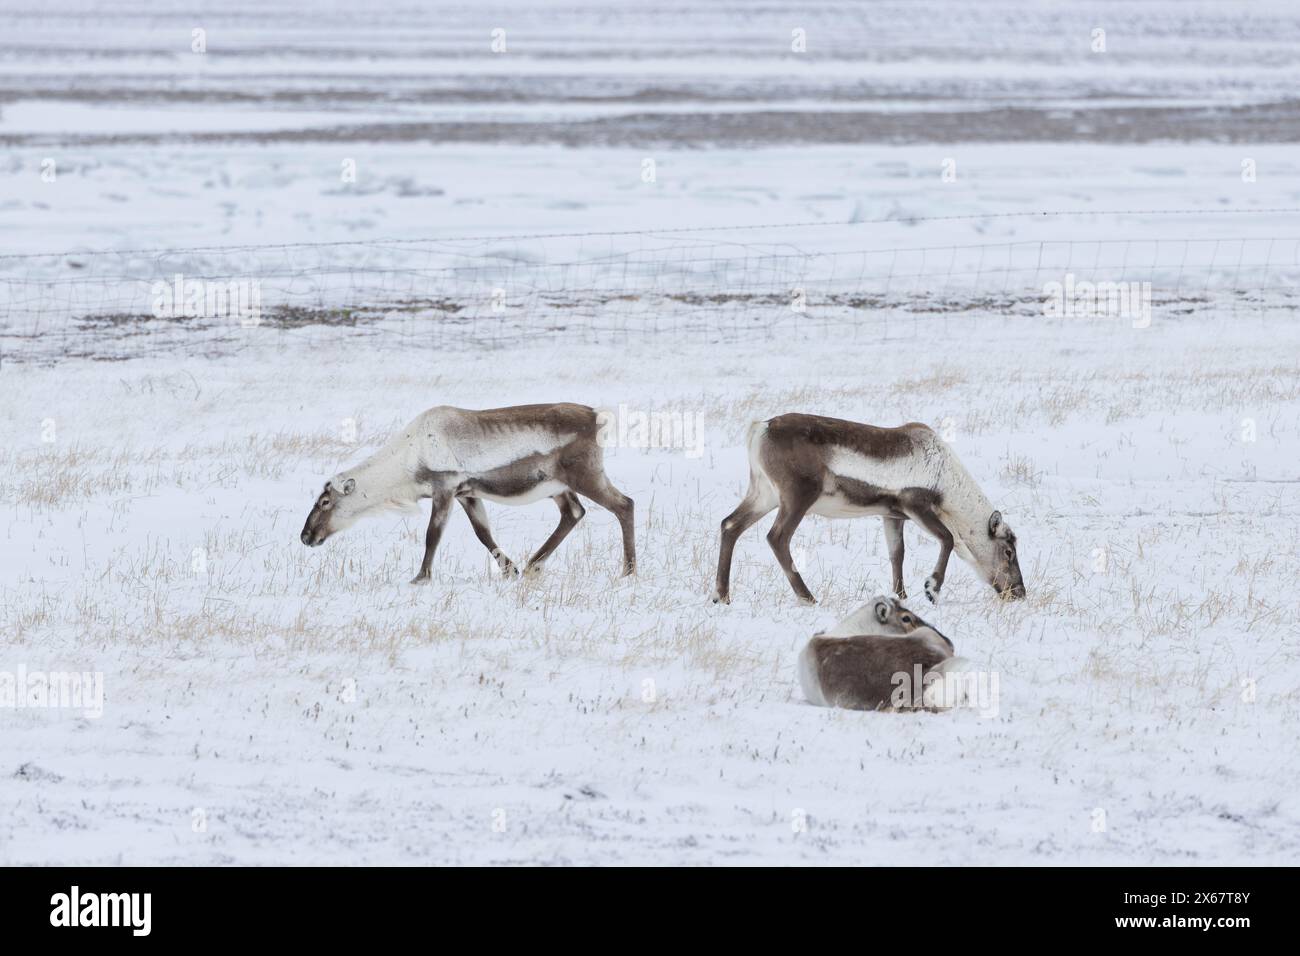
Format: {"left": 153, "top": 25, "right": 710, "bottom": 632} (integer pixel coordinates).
{"left": 570, "top": 472, "right": 636, "bottom": 576}
{"left": 411, "top": 492, "right": 452, "bottom": 585}
{"left": 711, "top": 490, "right": 776, "bottom": 604}
{"left": 905, "top": 503, "right": 954, "bottom": 604}
{"left": 523, "top": 492, "right": 585, "bottom": 574}
{"left": 767, "top": 481, "right": 820, "bottom": 604}
{"left": 882, "top": 516, "right": 907, "bottom": 600}
{"left": 458, "top": 496, "right": 518, "bottom": 577}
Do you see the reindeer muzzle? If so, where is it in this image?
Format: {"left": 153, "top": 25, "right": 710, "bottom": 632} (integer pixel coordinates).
{"left": 300, "top": 517, "right": 329, "bottom": 547}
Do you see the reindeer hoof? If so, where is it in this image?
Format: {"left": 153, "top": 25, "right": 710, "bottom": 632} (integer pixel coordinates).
{"left": 710, "top": 589, "right": 730, "bottom": 605}
{"left": 924, "top": 576, "right": 941, "bottom": 603}
{"left": 410, "top": 573, "right": 431, "bottom": 586}
{"left": 621, "top": 564, "right": 636, "bottom": 577}
{"left": 500, "top": 561, "right": 521, "bottom": 578}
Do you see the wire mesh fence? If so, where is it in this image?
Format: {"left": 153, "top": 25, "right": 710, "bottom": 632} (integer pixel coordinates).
{"left": 3, "top": 218, "right": 1299, "bottom": 364}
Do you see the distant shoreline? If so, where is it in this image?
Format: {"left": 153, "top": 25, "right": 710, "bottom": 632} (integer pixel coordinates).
{"left": 6, "top": 101, "right": 1300, "bottom": 148}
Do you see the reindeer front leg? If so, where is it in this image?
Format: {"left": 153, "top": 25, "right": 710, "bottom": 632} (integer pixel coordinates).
{"left": 412, "top": 492, "right": 452, "bottom": 585}
{"left": 523, "top": 492, "right": 585, "bottom": 574}
{"left": 459, "top": 496, "right": 519, "bottom": 577}
{"left": 906, "top": 504, "right": 953, "bottom": 604}
{"left": 882, "top": 517, "right": 907, "bottom": 599}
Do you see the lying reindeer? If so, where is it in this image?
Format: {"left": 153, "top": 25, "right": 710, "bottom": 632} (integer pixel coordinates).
{"left": 712, "top": 413, "right": 1025, "bottom": 605}
{"left": 300, "top": 403, "right": 635, "bottom": 583}
{"left": 798, "top": 595, "right": 971, "bottom": 711}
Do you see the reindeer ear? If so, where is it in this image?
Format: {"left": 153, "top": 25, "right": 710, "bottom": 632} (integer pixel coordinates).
{"left": 988, "top": 511, "right": 1004, "bottom": 537}
{"left": 874, "top": 599, "right": 891, "bottom": 624}
{"left": 341, "top": 478, "right": 356, "bottom": 495}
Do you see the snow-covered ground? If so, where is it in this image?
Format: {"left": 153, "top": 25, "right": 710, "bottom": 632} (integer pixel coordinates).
{"left": 2, "top": 1, "right": 1299, "bottom": 865}
{"left": 3, "top": 300, "right": 1298, "bottom": 865}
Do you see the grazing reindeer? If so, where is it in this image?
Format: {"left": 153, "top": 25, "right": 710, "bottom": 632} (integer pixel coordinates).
{"left": 798, "top": 596, "right": 969, "bottom": 711}
{"left": 711, "top": 414, "right": 1025, "bottom": 605}
{"left": 300, "top": 403, "right": 635, "bottom": 583}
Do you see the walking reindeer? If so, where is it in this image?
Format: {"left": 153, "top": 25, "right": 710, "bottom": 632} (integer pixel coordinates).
{"left": 711, "top": 413, "right": 1025, "bottom": 605}
{"left": 300, "top": 404, "right": 635, "bottom": 583}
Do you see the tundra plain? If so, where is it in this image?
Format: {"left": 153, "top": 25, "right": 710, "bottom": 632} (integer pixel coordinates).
{"left": 3, "top": 0, "right": 1300, "bottom": 866}
{"left": 2, "top": 301, "right": 1298, "bottom": 864}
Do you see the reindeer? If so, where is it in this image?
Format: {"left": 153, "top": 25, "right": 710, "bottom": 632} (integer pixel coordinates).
{"left": 299, "top": 403, "right": 635, "bottom": 583}
{"left": 711, "top": 413, "right": 1024, "bottom": 606}
{"left": 798, "top": 595, "right": 971, "bottom": 711}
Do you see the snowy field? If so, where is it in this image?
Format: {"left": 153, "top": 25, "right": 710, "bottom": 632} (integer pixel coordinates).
{"left": 3, "top": 301, "right": 1298, "bottom": 865}
{"left": 2, "top": 1, "right": 1300, "bottom": 865}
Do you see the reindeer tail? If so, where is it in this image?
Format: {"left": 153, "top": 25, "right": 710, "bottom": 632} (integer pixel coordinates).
{"left": 592, "top": 406, "right": 619, "bottom": 457}
{"left": 797, "top": 640, "right": 827, "bottom": 707}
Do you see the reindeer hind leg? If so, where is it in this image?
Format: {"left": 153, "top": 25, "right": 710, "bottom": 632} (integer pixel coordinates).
{"left": 767, "top": 481, "right": 821, "bottom": 605}
{"left": 569, "top": 470, "right": 635, "bottom": 576}
{"left": 712, "top": 486, "right": 776, "bottom": 604}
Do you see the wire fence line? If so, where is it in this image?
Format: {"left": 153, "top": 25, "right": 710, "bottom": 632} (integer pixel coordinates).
{"left": 7, "top": 205, "right": 1300, "bottom": 260}
{"left": 3, "top": 221, "right": 1299, "bottom": 364}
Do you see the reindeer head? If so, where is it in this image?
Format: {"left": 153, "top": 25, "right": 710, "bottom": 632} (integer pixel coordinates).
{"left": 870, "top": 595, "right": 927, "bottom": 634}
{"left": 299, "top": 475, "right": 360, "bottom": 547}
{"left": 984, "top": 510, "right": 1025, "bottom": 599}
{"left": 819, "top": 595, "right": 951, "bottom": 650}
